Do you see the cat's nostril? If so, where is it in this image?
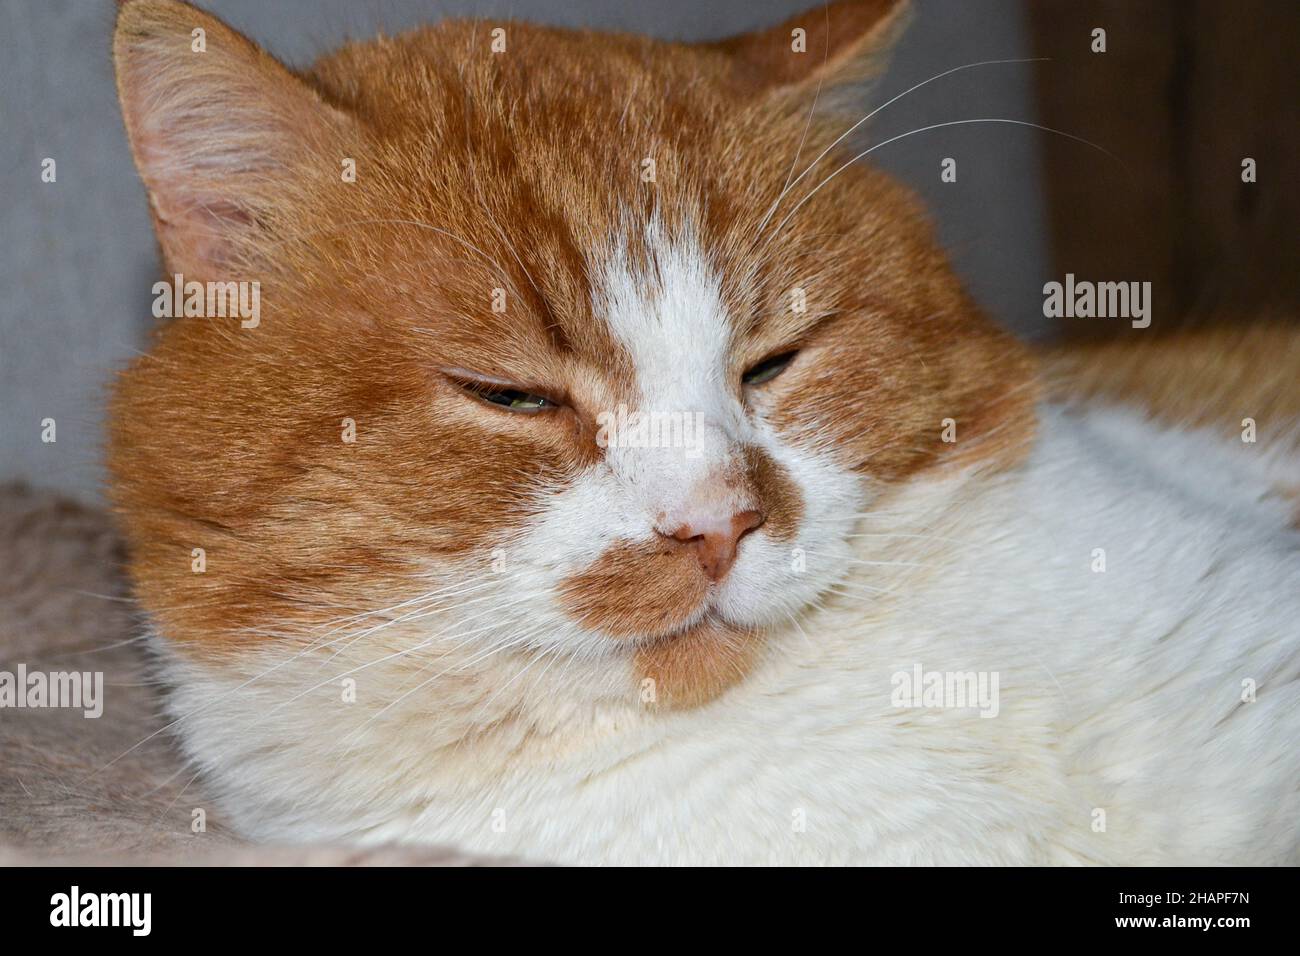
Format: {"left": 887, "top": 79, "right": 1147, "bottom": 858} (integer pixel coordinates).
{"left": 661, "top": 509, "right": 765, "bottom": 582}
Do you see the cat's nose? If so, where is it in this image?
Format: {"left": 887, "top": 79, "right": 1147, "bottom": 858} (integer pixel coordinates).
{"left": 660, "top": 509, "right": 765, "bottom": 582}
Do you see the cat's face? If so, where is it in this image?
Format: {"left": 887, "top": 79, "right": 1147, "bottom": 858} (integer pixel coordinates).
{"left": 110, "top": 0, "right": 1033, "bottom": 711}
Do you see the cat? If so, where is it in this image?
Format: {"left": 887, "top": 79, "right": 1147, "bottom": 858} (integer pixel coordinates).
{"left": 107, "top": 0, "right": 1300, "bottom": 865}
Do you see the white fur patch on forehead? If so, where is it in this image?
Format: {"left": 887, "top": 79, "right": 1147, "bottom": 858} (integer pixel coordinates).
{"left": 592, "top": 213, "right": 734, "bottom": 415}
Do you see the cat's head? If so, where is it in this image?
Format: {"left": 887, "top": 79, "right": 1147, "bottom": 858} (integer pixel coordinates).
{"left": 109, "top": 0, "right": 1034, "bottom": 714}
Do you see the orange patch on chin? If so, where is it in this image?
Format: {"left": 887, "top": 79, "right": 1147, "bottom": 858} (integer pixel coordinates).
{"left": 635, "top": 620, "right": 762, "bottom": 710}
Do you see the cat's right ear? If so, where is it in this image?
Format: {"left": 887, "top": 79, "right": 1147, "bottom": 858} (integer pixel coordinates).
{"left": 711, "top": 0, "right": 910, "bottom": 105}
{"left": 113, "top": 0, "right": 356, "bottom": 280}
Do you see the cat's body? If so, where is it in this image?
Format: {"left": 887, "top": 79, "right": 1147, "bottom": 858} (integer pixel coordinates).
{"left": 107, "top": 0, "right": 1299, "bottom": 865}
{"left": 154, "top": 402, "right": 1300, "bottom": 865}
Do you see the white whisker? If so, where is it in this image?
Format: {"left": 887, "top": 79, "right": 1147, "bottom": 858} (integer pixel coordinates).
{"left": 765, "top": 118, "right": 1125, "bottom": 249}
{"left": 754, "top": 58, "right": 1049, "bottom": 240}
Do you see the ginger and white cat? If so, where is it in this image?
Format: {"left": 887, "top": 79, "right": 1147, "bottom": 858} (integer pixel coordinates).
{"left": 108, "top": 0, "right": 1299, "bottom": 865}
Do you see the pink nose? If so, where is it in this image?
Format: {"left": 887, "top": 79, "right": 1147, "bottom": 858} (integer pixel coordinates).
{"left": 661, "top": 509, "right": 765, "bottom": 582}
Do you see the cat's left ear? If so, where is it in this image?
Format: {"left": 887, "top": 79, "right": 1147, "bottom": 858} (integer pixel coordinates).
{"left": 711, "top": 0, "right": 910, "bottom": 100}
{"left": 113, "top": 0, "right": 357, "bottom": 280}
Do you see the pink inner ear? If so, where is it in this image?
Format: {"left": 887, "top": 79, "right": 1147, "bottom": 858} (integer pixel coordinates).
{"left": 153, "top": 195, "right": 258, "bottom": 278}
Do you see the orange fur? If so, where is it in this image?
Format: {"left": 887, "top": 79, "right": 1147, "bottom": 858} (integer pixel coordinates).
{"left": 635, "top": 621, "right": 763, "bottom": 710}
{"left": 1046, "top": 322, "right": 1300, "bottom": 447}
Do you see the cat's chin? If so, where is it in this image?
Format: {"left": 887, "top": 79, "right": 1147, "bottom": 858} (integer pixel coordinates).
{"left": 632, "top": 616, "right": 763, "bottom": 709}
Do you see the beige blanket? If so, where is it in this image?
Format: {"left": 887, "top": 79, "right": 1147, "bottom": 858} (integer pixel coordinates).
{"left": 0, "top": 484, "right": 511, "bottom": 866}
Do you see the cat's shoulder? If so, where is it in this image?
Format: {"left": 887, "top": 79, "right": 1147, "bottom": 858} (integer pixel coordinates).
{"left": 1041, "top": 321, "right": 1300, "bottom": 525}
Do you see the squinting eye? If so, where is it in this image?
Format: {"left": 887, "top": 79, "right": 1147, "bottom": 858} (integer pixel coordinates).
{"left": 457, "top": 380, "right": 557, "bottom": 413}
{"left": 742, "top": 351, "right": 797, "bottom": 387}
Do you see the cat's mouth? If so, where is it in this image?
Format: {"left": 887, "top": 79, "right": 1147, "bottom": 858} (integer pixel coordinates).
{"left": 629, "top": 597, "right": 763, "bottom": 646}
{"left": 557, "top": 535, "right": 747, "bottom": 641}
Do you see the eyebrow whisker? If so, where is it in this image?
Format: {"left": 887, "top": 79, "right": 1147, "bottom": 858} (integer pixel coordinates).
{"left": 762, "top": 117, "right": 1125, "bottom": 252}
{"left": 752, "top": 57, "right": 1050, "bottom": 244}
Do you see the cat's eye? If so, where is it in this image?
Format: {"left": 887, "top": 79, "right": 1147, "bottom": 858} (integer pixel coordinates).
{"left": 448, "top": 373, "right": 559, "bottom": 414}
{"left": 742, "top": 351, "right": 797, "bottom": 387}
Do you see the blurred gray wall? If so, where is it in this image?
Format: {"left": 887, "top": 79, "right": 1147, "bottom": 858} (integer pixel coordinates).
{"left": 0, "top": 0, "right": 1050, "bottom": 504}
